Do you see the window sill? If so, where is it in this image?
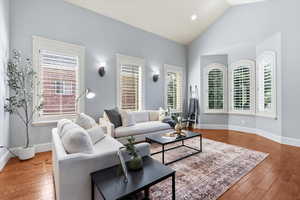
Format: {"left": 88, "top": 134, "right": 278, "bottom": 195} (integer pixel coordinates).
{"left": 203, "top": 112, "right": 228, "bottom": 114}
{"left": 32, "top": 120, "right": 59, "bottom": 127}
{"left": 256, "top": 113, "right": 278, "bottom": 120}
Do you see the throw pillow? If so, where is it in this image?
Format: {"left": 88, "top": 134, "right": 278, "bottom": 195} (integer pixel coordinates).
{"left": 57, "top": 119, "right": 73, "bottom": 137}
{"left": 75, "top": 113, "right": 97, "bottom": 130}
{"left": 62, "top": 123, "right": 95, "bottom": 154}
{"left": 149, "top": 111, "right": 159, "bottom": 121}
{"left": 120, "top": 110, "right": 136, "bottom": 127}
{"left": 87, "top": 126, "right": 106, "bottom": 144}
{"left": 59, "top": 121, "right": 79, "bottom": 138}
{"left": 104, "top": 108, "right": 122, "bottom": 128}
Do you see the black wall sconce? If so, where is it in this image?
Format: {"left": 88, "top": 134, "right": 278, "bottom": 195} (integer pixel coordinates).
{"left": 98, "top": 62, "right": 106, "bottom": 77}
{"left": 153, "top": 74, "right": 159, "bottom": 82}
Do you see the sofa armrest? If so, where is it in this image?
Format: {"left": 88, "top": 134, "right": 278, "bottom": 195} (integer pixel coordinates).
{"left": 99, "top": 117, "right": 115, "bottom": 138}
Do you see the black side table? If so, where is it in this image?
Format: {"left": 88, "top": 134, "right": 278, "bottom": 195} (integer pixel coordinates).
{"left": 91, "top": 156, "right": 176, "bottom": 200}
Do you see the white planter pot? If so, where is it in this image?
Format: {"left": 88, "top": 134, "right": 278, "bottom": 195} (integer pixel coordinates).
{"left": 17, "top": 146, "right": 35, "bottom": 160}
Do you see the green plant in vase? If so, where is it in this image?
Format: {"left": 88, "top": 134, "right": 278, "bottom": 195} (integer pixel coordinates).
{"left": 125, "top": 136, "right": 143, "bottom": 171}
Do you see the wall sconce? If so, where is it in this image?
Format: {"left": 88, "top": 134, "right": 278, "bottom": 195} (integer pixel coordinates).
{"left": 98, "top": 62, "right": 106, "bottom": 77}
{"left": 153, "top": 73, "right": 159, "bottom": 82}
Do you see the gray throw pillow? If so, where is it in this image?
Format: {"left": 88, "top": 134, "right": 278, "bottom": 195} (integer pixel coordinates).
{"left": 104, "top": 108, "right": 122, "bottom": 128}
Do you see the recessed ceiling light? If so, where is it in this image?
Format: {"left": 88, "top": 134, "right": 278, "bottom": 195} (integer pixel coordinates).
{"left": 191, "top": 14, "right": 198, "bottom": 21}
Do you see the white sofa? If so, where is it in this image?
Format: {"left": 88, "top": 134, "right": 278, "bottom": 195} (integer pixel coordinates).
{"left": 52, "top": 127, "right": 150, "bottom": 200}
{"left": 100, "top": 110, "right": 173, "bottom": 143}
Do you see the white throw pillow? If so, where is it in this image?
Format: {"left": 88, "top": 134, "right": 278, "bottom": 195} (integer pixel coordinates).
{"left": 75, "top": 113, "right": 97, "bottom": 129}
{"left": 57, "top": 119, "right": 73, "bottom": 137}
{"left": 62, "top": 124, "right": 95, "bottom": 154}
{"left": 59, "top": 121, "right": 79, "bottom": 138}
{"left": 149, "top": 111, "right": 159, "bottom": 121}
{"left": 87, "top": 126, "right": 106, "bottom": 144}
{"left": 120, "top": 110, "right": 136, "bottom": 127}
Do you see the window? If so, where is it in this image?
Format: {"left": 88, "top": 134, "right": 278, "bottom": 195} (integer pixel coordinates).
{"left": 229, "top": 60, "right": 255, "bottom": 114}
{"left": 204, "top": 63, "right": 227, "bottom": 113}
{"left": 116, "top": 54, "right": 145, "bottom": 111}
{"left": 165, "top": 65, "right": 184, "bottom": 112}
{"left": 33, "top": 36, "right": 85, "bottom": 123}
{"left": 257, "top": 51, "right": 276, "bottom": 117}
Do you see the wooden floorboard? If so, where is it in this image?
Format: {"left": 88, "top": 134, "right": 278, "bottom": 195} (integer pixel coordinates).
{"left": 1, "top": 129, "right": 300, "bottom": 200}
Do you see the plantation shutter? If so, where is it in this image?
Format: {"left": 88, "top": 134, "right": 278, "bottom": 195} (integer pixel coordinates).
{"left": 120, "top": 64, "right": 141, "bottom": 111}
{"left": 263, "top": 63, "right": 272, "bottom": 109}
{"left": 204, "top": 63, "right": 227, "bottom": 113}
{"left": 166, "top": 70, "right": 183, "bottom": 112}
{"left": 39, "top": 50, "right": 79, "bottom": 117}
{"left": 233, "top": 67, "right": 251, "bottom": 110}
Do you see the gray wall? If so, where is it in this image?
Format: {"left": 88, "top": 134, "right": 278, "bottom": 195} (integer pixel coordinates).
{"left": 0, "top": 0, "right": 10, "bottom": 161}
{"left": 9, "top": 0, "right": 187, "bottom": 147}
{"left": 188, "top": 0, "right": 300, "bottom": 139}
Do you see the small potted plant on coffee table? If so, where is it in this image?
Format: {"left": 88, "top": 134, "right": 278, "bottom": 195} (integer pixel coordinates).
{"left": 125, "top": 136, "right": 143, "bottom": 171}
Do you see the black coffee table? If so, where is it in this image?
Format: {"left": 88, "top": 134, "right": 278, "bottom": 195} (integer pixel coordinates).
{"left": 91, "top": 156, "right": 176, "bottom": 200}
{"left": 146, "top": 131, "right": 202, "bottom": 165}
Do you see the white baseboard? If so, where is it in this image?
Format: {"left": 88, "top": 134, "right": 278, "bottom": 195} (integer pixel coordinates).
{"left": 197, "top": 124, "right": 228, "bottom": 130}
{"left": 0, "top": 149, "right": 11, "bottom": 172}
{"left": 199, "top": 124, "right": 300, "bottom": 147}
{"left": 0, "top": 142, "right": 52, "bottom": 171}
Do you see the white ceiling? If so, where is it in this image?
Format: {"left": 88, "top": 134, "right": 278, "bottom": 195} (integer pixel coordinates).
{"left": 64, "top": 0, "right": 266, "bottom": 44}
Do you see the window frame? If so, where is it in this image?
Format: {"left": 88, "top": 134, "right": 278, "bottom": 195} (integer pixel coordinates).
{"left": 256, "top": 51, "right": 277, "bottom": 118}
{"left": 116, "top": 54, "right": 145, "bottom": 111}
{"left": 32, "top": 36, "right": 85, "bottom": 124}
{"left": 229, "top": 59, "right": 256, "bottom": 115}
{"left": 164, "top": 64, "right": 185, "bottom": 113}
{"left": 204, "top": 63, "right": 227, "bottom": 114}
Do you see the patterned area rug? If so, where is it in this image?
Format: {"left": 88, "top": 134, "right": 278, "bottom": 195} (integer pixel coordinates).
{"left": 147, "top": 137, "right": 268, "bottom": 200}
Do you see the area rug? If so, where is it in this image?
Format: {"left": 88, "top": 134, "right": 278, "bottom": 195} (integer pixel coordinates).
{"left": 147, "top": 137, "right": 268, "bottom": 200}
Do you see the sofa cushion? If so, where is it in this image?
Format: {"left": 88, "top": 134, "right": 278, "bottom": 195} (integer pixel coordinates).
{"left": 120, "top": 110, "right": 136, "bottom": 127}
{"left": 62, "top": 124, "right": 95, "bottom": 154}
{"left": 132, "top": 111, "right": 149, "bottom": 123}
{"left": 104, "top": 108, "right": 122, "bottom": 128}
{"left": 87, "top": 126, "right": 106, "bottom": 144}
{"left": 115, "top": 121, "right": 171, "bottom": 138}
{"left": 75, "top": 113, "right": 97, "bottom": 130}
{"left": 94, "top": 135, "right": 123, "bottom": 154}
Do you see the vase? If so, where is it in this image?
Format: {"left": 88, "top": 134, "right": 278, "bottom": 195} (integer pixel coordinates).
{"left": 127, "top": 155, "right": 143, "bottom": 171}
{"left": 17, "top": 146, "right": 35, "bottom": 160}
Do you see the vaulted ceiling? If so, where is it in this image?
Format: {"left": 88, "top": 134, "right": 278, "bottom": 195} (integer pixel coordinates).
{"left": 64, "top": 0, "right": 266, "bottom": 44}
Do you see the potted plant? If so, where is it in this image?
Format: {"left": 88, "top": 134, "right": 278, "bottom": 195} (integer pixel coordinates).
{"left": 125, "top": 136, "right": 143, "bottom": 171}
{"left": 4, "top": 50, "right": 43, "bottom": 160}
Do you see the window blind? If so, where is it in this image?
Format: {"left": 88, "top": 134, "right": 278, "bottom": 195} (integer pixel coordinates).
{"left": 233, "top": 66, "right": 251, "bottom": 110}
{"left": 120, "top": 64, "right": 141, "bottom": 111}
{"left": 167, "top": 71, "right": 183, "bottom": 111}
{"left": 39, "top": 50, "right": 78, "bottom": 117}
{"left": 263, "top": 63, "right": 272, "bottom": 109}
{"left": 208, "top": 69, "right": 224, "bottom": 109}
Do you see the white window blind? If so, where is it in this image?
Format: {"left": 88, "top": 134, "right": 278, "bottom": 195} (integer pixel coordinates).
{"left": 257, "top": 51, "right": 276, "bottom": 117}
{"left": 33, "top": 36, "right": 85, "bottom": 123}
{"left": 230, "top": 60, "right": 255, "bottom": 114}
{"left": 165, "top": 65, "right": 184, "bottom": 112}
{"left": 204, "top": 63, "right": 227, "bottom": 113}
{"left": 120, "top": 64, "right": 141, "bottom": 110}
{"left": 39, "top": 50, "right": 78, "bottom": 117}
{"left": 117, "top": 54, "right": 144, "bottom": 111}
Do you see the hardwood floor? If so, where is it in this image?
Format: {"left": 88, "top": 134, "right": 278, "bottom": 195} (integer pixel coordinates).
{"left": 1, "top": 130, "right": 300, "bottom": 200}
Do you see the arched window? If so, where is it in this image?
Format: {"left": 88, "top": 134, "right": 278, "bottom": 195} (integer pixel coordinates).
{"left": 256, "top": 51, "right": 277, "bottom": 117}
{"left": 204, "top": 63, "right": 227, "bottom": 113}
{"left": 229, "top": 60, "right": 255, "bottom": 114}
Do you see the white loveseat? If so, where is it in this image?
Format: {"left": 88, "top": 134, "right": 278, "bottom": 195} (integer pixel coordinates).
{"left": 52, "top": 127, "right": 150, "bottom": 200}
{"left": 100, "top": 110, "right": 173, "bottom": 143}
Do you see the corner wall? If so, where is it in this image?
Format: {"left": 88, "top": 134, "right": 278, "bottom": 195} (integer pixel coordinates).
{"left": 0, "top": 0, "right": 10, "bottom": 171}
{"left": 188, "top": 0, "right": 300, "bottom": 145}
